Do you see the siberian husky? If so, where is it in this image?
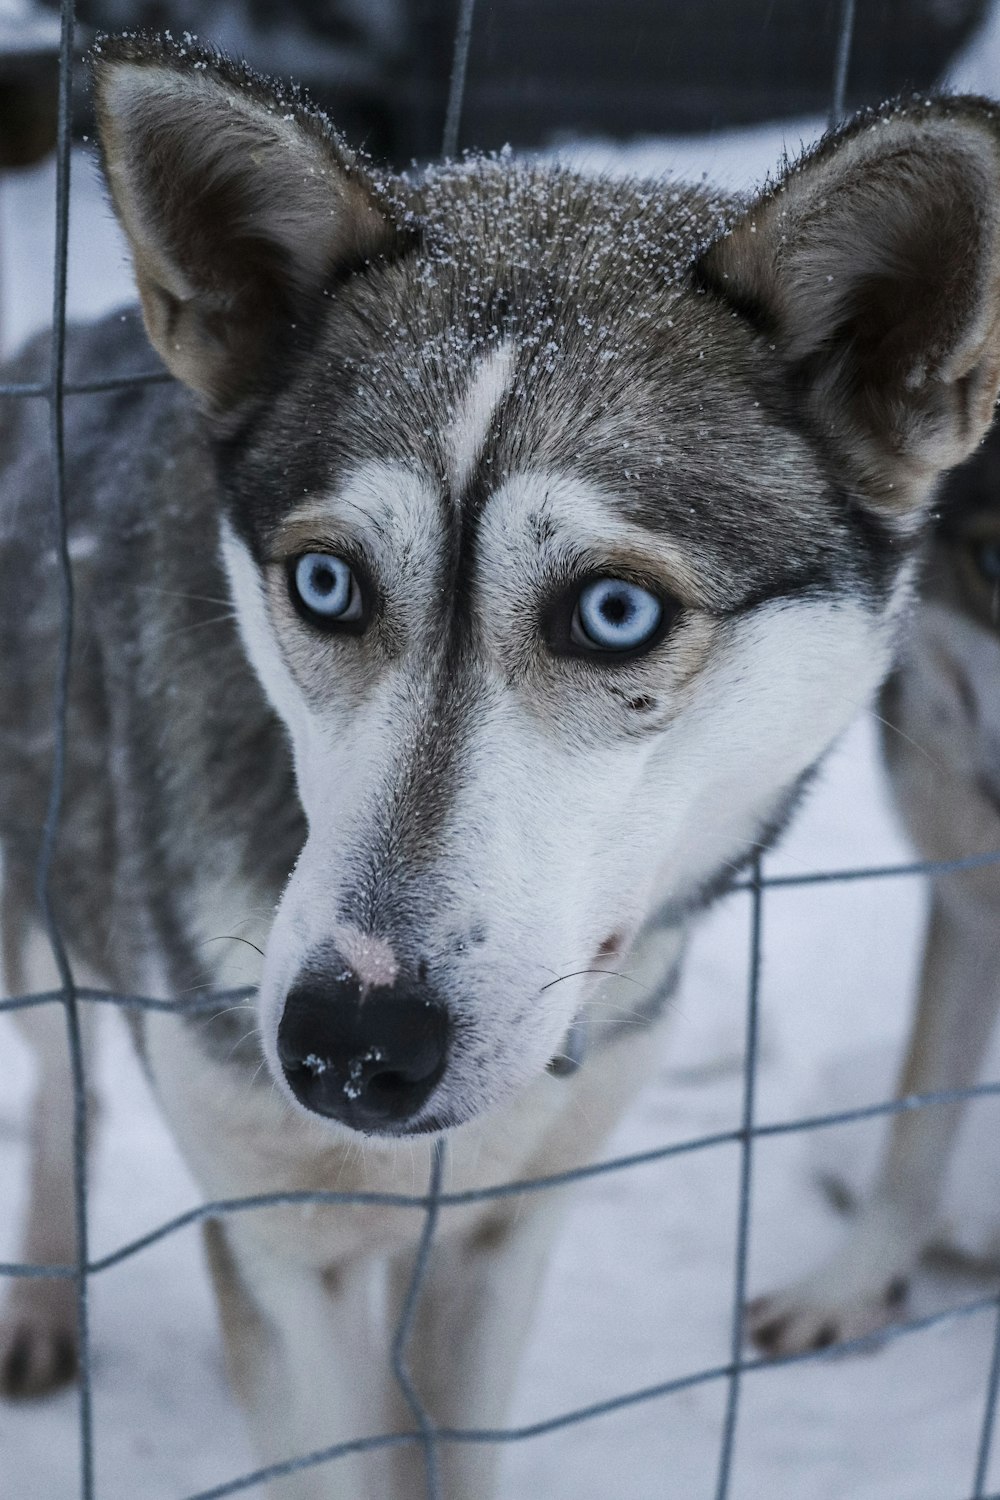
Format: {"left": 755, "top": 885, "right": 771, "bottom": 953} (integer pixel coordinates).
{"left": 748, "top": 424, "right": 1000, "bottom": 1358}
{"left": 4, "top": 36, "right": 1000, "bottom": 1498}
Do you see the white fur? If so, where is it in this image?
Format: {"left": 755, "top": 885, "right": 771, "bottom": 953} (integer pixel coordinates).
{"left": 445, "top": 339, "right": 515, "bottom": 496}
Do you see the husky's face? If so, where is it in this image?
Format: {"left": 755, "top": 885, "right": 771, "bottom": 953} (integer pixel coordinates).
{"left": 216, "top": 194, "right": 899, "bottom": 1132}
{"left": 95, "top": 40, "right": 1000, "bottom": 1133}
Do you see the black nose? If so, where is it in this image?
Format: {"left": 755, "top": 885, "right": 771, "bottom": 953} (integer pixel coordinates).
{"left": 277, "top": 972, "right": 450, "bottom": 1133}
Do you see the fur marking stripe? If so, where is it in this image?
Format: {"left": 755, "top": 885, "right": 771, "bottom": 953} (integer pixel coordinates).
{"left": 445, "top": 341, "right": 515, "bottom": 498}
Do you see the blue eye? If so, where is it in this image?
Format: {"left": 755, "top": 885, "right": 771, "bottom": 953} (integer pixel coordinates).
{"left": 291, "top": 553, "right": 363, "bottom": 625}
{"left": 573, "top": 578, "right": 663, "bottom": 652}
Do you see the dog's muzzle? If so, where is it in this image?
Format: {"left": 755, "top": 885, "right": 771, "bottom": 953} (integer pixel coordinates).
{"left": 276, "top": 964, "right": 451, "bottom": 1134}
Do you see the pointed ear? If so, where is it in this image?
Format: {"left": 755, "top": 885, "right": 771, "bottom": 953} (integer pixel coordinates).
{"left": 697, "top": 99, "right": 1000, "bottom": 526}
{"left": 92, "top": 38, "right": 408, "bottom": 409}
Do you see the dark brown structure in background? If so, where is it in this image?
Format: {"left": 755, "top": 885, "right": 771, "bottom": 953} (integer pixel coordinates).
{"left": 0, "top": 0, "right": 991, "bottom": 167}
{"left": 0, "top": 10, "right": 59, "bottom": 167}
{"left": 403, "top": 0, "right": 989, "bottom": 158}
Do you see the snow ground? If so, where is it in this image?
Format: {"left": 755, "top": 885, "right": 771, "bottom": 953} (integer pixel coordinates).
{"left": 4, "top": 12, "right": 1000, "bottom": 1498}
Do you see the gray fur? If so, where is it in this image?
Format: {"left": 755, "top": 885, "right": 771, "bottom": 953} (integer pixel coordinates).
{"left": 0, "top": 311, "right": 300, "bottom": 1010}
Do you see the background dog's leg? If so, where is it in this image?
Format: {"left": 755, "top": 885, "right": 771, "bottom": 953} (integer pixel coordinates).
{"left": 748, "top": 884, "right": 1000, "bottom": 1357}
{"left": 0, "top": 905, "right": 98, "bottom": 1399}
{"left": 207, "top": 1218, "right": 389, "bottom": 1500}
{"left": 385, "top": 1200, "right": 563, "bottom": 1500}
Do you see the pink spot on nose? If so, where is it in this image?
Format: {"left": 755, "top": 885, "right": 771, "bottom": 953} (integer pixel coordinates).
{"left": 330, "top": 922, "right": 400, "bottom": 991}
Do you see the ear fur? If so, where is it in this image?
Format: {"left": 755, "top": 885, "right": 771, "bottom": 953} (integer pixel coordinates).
{"left": 92, "top": 36, "right": 408, "bottom": 408}
{"left": 698, "top": 98, "right": 1000, "bottom": 525}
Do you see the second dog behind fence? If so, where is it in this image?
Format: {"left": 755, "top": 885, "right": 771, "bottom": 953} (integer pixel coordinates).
{"left": 749, "top": 430, "right": 1000, "bottom": 1361}
{"left": 5, "top": 32, "right": 1000, "bottom": 1500}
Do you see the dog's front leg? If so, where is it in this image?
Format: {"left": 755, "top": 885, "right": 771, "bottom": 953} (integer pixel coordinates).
{"left": 381, "top": 952, "right": 683, "bottom": 1499}
{"left": 384, "top": 1200, "right": 563, "bottom": 1500}
{"left": 749, "top": 883, "right": 1000, "bottom": 1357}
{"left": 0, "top": 970, "right": 98, "bottom": 1400}
{"left": 380, "top": 926, "right": 684, "bottom": 1499}
{"left": 204, "top": 1217, "right": 393, "bottom": 1500}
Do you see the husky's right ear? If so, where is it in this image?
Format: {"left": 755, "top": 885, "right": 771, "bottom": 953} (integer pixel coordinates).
{"left": 698, "top": 99, "right": 1000, "bottom": 530}
{"left": 92, "top": 38, "right": 408, "bottom": 409}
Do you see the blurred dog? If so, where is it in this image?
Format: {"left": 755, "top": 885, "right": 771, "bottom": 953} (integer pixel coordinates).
{"left": 5, "top": 36, "right": 1000, "bottom": 1497}
{"left": 749, "top": 425, "right": 1000, "bottom": 1358}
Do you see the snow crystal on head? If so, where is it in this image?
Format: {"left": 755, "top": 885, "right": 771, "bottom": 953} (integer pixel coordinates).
{"left": 346, "top": 158, "right": 735, "bottom": 420}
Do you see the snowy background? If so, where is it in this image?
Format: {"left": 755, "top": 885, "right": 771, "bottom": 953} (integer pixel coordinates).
{"left": 5, "top": 9, "right": 1000, "bottom": 1499}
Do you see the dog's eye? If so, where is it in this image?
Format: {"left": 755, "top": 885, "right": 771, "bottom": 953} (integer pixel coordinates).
{"left": 974, "top": 541, "right": 1000, "bottom": 583}
{"left": 572, "top": 578, "right": 663, "bottom": 653}
{"left": 290, "top": 553, "right": 363, "bottom": 627}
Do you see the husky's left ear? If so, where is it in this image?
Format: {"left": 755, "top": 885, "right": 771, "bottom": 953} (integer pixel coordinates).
{"left": 93, "top": 38, "right": 407, "bottom": 409}
{"left": 698, "top": 99, "right": 1000, "bottom": 526}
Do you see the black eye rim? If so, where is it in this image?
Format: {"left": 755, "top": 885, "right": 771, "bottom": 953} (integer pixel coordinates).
{"left": 285, "top": 550, "right": 372, "bottom": 635}
{"left": 542, "top": 573, "right": 681, "bottom": 663}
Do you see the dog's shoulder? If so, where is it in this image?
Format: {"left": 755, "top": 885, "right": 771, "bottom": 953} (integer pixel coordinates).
{"left": 1, "top": 306, "right": 202, "bottom": 549}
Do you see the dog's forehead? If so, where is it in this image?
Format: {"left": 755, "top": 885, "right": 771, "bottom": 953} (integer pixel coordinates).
{"left": 306, "top": 162, "right": 736, "bottom": 448}
{"left": 408, "top": 158, "right": 726, "bottom": 320}
{"left": 231, "top": 162, "right": 876, "bottom": 599}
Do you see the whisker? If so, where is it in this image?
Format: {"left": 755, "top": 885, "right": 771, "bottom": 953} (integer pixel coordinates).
{"left": 225, "top": 1026, "right": 264, "bottom": 1065}
{"left": 248, "top": 1058, "right": 270, "bottom": 1091}
{"left": 159, "top": 612, "right": 238, "bottom": 642}
{"left": 200, "top": 934, "right": 265, "bottom": 958}
{"left": 540, "top": 967, "right": 652, "bottom": 994}
{"left": 196, "top": 1002, "right": 258, "bottom": 1029}
{"left": 205, "top": 998, "right": 257, "bottom": 1018}
{"left": 577, "top": 996, "right": 659, "bottom": 1020}
{"left": 869, "top": 709, "right": 945, "bottom": 774}
{"left": 581, "top": 1014, "right": 646, "bottom": 1027}
{"left": 134, "top": 585, "right": 234, "bottom": 608}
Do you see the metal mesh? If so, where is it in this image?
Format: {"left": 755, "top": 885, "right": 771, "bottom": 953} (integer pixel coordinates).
{"left": 4, "top": 0, "right": 1000, "bottom": 1496}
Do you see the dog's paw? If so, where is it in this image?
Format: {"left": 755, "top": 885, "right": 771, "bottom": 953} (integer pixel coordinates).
{"left": 746, "top": 1270, "right": 908, "bottom": 1358}
{"left": 0, "top": 1290, "right": 78, "bottom": 1400}
{"left": 746, "top": 1204, "right": 923, "bottom": 1358}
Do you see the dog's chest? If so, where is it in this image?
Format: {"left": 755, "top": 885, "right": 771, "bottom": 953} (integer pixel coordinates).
{"left": 140, "top": 993, "right": 665, "bottom": 1266}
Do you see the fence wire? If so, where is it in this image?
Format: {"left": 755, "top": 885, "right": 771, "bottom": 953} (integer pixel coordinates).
{"left": 2, "top": 0, "right": 1000, "bottom": 1497}
{"left": 35, "top": 0, "right": 94, "bottom": 1494}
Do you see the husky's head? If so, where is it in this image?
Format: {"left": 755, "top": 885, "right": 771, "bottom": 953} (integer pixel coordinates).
{"left": 95, "top": 39, "right": 1000, "bottom": 1135}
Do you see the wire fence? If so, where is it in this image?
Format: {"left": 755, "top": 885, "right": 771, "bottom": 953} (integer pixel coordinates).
{"left": 4, "top": 0, "right": 1000, "bottom": 1497}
